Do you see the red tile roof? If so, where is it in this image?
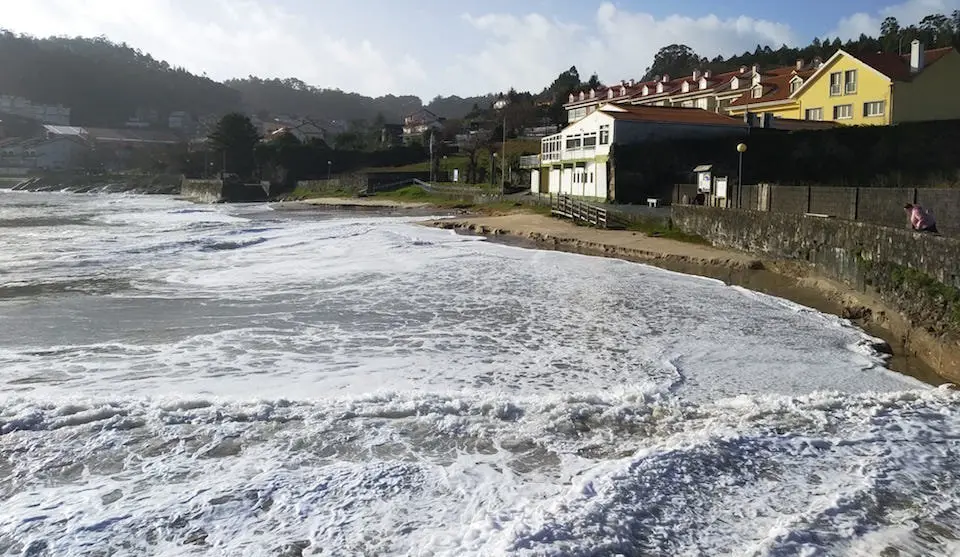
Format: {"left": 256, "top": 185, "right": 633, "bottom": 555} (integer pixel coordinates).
{"left": 854, "top": 47, "right": 954, "bottom": 81}
{"left": 599, "top": 104, "right": 746, "bottom": 127}
{"left": 728, "top": 69, "right": 815, "bottom": 107}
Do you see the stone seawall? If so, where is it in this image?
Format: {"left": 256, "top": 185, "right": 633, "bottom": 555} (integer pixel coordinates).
{"left": 671, "top": 206, "right": 960, "bottom": 377}
{"left": 180, "top": 179, "right": 224, "bottom": 203}
{"left": 180, "top": 179, "right": 270, "bottom": 203}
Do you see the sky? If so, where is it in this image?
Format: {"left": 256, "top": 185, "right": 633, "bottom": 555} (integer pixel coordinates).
{"left": 3, "top": 0, "right": 958, "bottom": 100}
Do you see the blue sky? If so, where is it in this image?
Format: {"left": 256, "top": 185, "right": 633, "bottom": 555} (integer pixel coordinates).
{"left": 4, "top": 0, "right": 958, "bottom": 99}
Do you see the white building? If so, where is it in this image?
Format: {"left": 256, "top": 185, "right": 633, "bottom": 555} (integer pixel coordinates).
{"left": 530, "top": 103, "right": 747, "bottom": 201}
{"left": 402, "top": 109, "right": 443, "bottom": 140}
{"left": 0, "top": 95, "right": 71, "bottom": 125}
{"left": 0, "top": 136, "right": 87, "bottom": 170}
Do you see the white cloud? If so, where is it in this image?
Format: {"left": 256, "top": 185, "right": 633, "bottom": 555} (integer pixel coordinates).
{"left": 1, "top": 0, "right": 426, "bottom": 97}
{"left": 828, "top": 0, "right": 960, "bottom": 39}
{"left": 450, "top": 2, "right": 796, "bottom": 96}
{"left": 2, "top": 0, "right": 956, "bottom": 100}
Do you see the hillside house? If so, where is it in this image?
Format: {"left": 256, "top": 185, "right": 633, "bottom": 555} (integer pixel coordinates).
{"left": 402, "top": 109, "right": 444, "bottom": 141}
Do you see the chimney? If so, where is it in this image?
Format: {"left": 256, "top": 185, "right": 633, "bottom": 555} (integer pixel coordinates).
{"left": 751, "top": 63, "right": 760, "bottom": 74}
{"left": 692, "top": 69, "right": 701, "bottom": 81}
{"left": 813, "top": 56, "right": 823, "bottom": 69}
{"left": 629, "top": 79, "right": 635, "bottom": 87}
{"left": 704, "top": 69, "right": 712, "bottom": 79}
{"left": 662, "top": 74, "right": 670, "bottom": 82}
{"left": 911, "top": 39, "right": 925, "bottom": 73}
{"left": 796, "top": 59, "right": 804, "bottom": 71}
{"left": 739, "top": 65, "right": 747, "bottom": 74}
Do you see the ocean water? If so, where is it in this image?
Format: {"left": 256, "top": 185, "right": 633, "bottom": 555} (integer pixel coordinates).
{"left": 0, "top": 190, "right": 958, "bottom": 556}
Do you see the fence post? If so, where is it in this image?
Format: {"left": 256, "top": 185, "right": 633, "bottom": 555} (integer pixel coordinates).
{"left": 806, "top": 185, "right": 812, "bottom": 214}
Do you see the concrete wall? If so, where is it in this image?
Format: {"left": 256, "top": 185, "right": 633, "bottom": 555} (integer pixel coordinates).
{"left": 671, "top": 206, "right": 960, "bottom": 348}
{"left": 677, "top": 183, "right": 960, "bottom": 237}
{"left": 181, "top": 179, "right": 224, "bottom": 203}
{"left": 181, "top": 179, "right": 269, "bottom": 203}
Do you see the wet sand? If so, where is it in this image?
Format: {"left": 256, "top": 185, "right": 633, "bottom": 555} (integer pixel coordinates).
{"left": 424, "top": 213, "right": 952, "bottom": 386}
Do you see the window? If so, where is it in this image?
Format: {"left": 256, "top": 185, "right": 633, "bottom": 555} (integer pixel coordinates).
{"left": 589, "top": 173, "right": 594, "bottom": 183}
{"left": 582, "top": 133, "right": 597, "bottom": 147}
{"left": 805, "top": 107, "right": 823, "bottom": 121}
{"left": 681, "top": 100, "right": 694, "bottom": 108}
{"left": 565, "top": 135, "right": 582, "bottom": 149}
{"left": 789, "top": 79, "right": 802, "bottom": 94}
{"left": 696, "top": 97, "right": 709, "bottom": 110}
{"left": 656, "top": 83, "right": 664, "bottom": 93}
{"left": 864, "top": 101, "right": 885, "bottom": 117}
{"left": 599, "top": 125, "right": 610, "bottom": 145}
{"left": 731, "top": 77, "right": 740, "bottom": 90}
{"left": 699, "top": 78, "right": 708, "bottom": 90}
{"left": 833, "top": 104, "right": 853, "bottom": 119}
{"left": 844, "top": 70, "right": 857, "bottom": 94}
{"left": 681, "top": 82, "right": 690, "bottom": 93}
{"left": 752, "top": 85, "right": 763, "bottom": 99}
{"left": 829, "top": 72, "right": 842, "bottom": 96}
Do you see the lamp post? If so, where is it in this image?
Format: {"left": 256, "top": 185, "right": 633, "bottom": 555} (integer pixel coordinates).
{"left": 327, "top": 160, "right": 332, "bottom": 181}
{"left": 736, "top": 142, "right": 747, "bottom": 209}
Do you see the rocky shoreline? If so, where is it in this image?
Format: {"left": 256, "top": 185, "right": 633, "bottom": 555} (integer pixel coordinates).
{"left": 426, "top": 214, "right": 955, "bottom": 386}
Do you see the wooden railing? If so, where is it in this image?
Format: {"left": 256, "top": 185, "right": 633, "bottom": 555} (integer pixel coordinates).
{"left": 551, "top": 194, "right": 614, "bottom": 229}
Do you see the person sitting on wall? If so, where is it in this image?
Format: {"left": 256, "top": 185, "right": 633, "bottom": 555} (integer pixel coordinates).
{"left": 904, "top": 203, "right": 938, "bottom": 233}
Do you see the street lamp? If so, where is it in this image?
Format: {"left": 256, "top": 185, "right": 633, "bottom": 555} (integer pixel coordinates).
{"left": 327, "top": 160, "right": 332, "bottom": 180}
{"left": 736, "top": 143, "right": 747, "bottom": 209}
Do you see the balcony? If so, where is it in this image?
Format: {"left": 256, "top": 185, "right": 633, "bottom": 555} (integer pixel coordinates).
{"left": 519, "top": 154, "right": 541, "bottom": 169}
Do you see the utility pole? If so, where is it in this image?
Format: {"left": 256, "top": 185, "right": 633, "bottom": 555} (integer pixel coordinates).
{"left": 500, "top": 116, "right": 506, "bottom": 197}
{"left": 429, "top": 131, "right": 435, "bottom": 183}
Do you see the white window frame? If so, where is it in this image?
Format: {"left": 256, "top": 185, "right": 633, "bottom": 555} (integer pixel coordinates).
{"left": 833, "top": 104, "right": 853, "bottom": 120}
{"left": 695, "top": 97, "right": 709, "bottom": 110}
{"left": 864, "top": 100, "right": 885, "bottom": 117}
{"left": 844, "top": 70, "right": 857, "bottom": 94}
{"left": 829, "top": 72, "right": 842, "bottom": 96}
{"left": 752, "top": 85, "right": 763, "bottom": 99}
{"left": 805, "top": 107, "right": 823, "bottom": 121}
{"left": 599, "top": 125, "right": 610, "bottom": 145}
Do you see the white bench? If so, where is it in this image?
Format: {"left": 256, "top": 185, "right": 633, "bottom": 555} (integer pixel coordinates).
{"left": 647, "top": 198, "right": 659, "bottom": 208}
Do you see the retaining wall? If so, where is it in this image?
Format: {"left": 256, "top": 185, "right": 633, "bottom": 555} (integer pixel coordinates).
{"left": 671, "top": 205, "right": 960, "bottom": 375}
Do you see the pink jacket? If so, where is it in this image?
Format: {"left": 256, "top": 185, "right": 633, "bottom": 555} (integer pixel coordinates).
{"left": 909, "top": 206, "right": 936, "bottom": 230}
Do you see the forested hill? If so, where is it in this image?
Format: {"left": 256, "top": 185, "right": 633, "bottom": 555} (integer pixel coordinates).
{"left": 0, "top": 32, "right": 242, "bottom": 126}
{"left": 226, "top": 77, "right": 495, "bottom": 123}
{"left": 0, "top": 31, "right": 494, "bottom": 127}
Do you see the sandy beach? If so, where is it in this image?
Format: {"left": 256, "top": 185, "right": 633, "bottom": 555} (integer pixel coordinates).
{"left": 424, "top": 213, "right": 956, "bottom": 385}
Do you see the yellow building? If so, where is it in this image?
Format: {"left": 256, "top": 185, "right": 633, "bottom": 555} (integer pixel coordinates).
{"left": 727, "top": 40, "right": 960, "bottom": 125}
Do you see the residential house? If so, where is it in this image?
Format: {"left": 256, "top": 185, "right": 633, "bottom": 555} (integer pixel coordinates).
{"left": 402, "top": 109, "right": 444, "bottom": 141}
{"left": 563, "top": 79, "right": 642, "bottom": 123}
{"left": 168, "top": 111, "right": 197, "bottom": 135}
{"left": 0, "top": 136, "right": 87, "bottom": 170}
{"left": 266, "top": 118, "right": 327, "bottom": 143}
{"left": 563, "top": 62, "right": 824, "bottom": 123}
{"left": 0, "top": 95, "right": 71, "bottom": 125}
{"left": 532, "top": 104, "right": 747, "bottom": 201}
{"left": 728, "top": 41, "right": 960, "bottom": 125}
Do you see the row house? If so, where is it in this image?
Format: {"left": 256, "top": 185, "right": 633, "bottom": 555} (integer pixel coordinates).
{"left": 727, "top": 40, "right": 960, "bottom": 125}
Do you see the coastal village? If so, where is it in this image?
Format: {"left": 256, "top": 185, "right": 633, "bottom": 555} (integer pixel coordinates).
{"left": 6, "top": 5, "right": 960, "bottom": 555}
{"left": 0, "top": 17, "right": 958, "bottom": 381}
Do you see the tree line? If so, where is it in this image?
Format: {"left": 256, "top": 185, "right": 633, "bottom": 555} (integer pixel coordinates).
{"left": 641, "top": 12, "right": 960, "bottom": 82}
